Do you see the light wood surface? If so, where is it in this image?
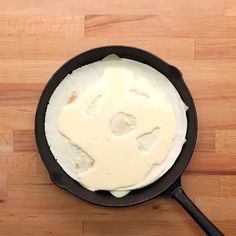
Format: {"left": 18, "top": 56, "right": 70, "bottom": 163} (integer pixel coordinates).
{"left": 0, "top": 1, "right": 236, "bottom": 235}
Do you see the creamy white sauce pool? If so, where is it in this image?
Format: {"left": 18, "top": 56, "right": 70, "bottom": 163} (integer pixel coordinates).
{"left": 59, "top": 67, "right": 177, "bottom": 190}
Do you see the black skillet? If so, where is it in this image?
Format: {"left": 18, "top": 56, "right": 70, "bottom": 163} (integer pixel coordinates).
{"left": 35, "top": 46, "right": 224, "bottom": 236}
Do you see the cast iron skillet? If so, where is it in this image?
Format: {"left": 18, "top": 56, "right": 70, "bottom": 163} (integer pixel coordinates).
{"left": 35, "top": 46, "right": 224, "bottom": 236}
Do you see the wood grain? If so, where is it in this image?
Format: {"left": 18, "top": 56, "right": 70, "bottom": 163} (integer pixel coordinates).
{"left": 13, "top": 130, "right": 36, "bottom": 152}
{"left": 216, "top": 130, "right": 236, "bottom": 153}
{"left": 220, "top": 175, "right": 236, "bottom": 197}
{"left": 196, "top": 38, "right": 236, "bottom": 60}
{"left": 0, "top": 15, "right": 84, "bottom": 37}
{"left": 83, "top": 220, "right": 203, "bottom": 236}
{"left": 0, "top": 173, "right": 8, "bottom": 200}
{"left": 172, "top": 60, "right": 236, "bottom": 98}
{"left": 195, "top": 130, "right": 215, "bottom": 152}
{"left": 225, "top": 0, "right": 236, "bottom": 16}
{"left": 85, "top": 15, "right": 236, "bottom": 38}
{"left": 0, "top": 130, "right": 13, "bottom": 153}
{"left": 0, "top": 60, "right": 64, "bottom": 83}
{"left": 82, "top": 0, "right": 223, "bottom": 15}
{"left": 0, "top": 106, "right": 35, "bottom": 129}
{"left": 0, "top": 37, "right": 194, "bottom": 61}
{"left": 0, "top": 0, "right": 235, "bottom": 235}
{"left": 0, "top": 84, "right": 43, "bottom": 105}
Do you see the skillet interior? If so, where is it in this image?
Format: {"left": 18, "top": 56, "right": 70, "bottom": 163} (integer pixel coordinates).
{"left": 35, "top": 46, "right": 197, "bottom": 206}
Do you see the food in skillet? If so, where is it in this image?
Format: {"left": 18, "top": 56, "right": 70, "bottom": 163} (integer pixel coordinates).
{"left": 45, "top": 55, "right": 187, "bottom": 197}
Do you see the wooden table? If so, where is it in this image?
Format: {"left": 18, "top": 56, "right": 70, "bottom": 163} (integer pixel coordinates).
{"left": 0, "top": 1, "right": 236, "bottom": 235}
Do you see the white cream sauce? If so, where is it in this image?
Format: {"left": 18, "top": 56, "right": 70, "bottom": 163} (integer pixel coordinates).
{"left": 58, "top": 66, "right": 177, "bottom": 191}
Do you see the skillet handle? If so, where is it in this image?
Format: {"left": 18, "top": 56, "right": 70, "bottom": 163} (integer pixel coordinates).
{"left": 171, "top": 186, "right": 224, "bottom": 236}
